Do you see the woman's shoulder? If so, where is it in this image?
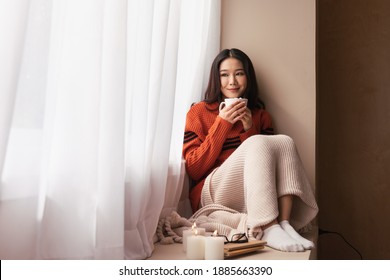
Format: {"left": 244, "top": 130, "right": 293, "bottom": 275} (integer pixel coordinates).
{"left": 252, "top": 108, "right": 273, "bottom": 130}
{"left": 261, "top": 108, "right": 272, "bottom": 118}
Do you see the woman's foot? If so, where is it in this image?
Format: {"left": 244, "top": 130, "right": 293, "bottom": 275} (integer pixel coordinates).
{"left": 280, "top": 220, "right": 315, "bottom": 250}
{"left": 261, "top": 224, "right": 304, "bottom": 252}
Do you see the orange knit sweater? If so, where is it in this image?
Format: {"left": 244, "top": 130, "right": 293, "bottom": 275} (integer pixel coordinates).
{"left": 182, "top": 101, "right": 274, "bottom": 212}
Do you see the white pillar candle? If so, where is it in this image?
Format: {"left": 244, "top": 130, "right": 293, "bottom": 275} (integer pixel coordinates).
{"left": 182, "top": 223, "right": 206, "bottom": 252}
{"left": 186, "top": 230, "right": 205, "bottom": 260}
{"left": 182, "top": 229, "right": 193, "bottom": 252}
{"left": 205, "top": 230, "right": 225, "bottom": 260}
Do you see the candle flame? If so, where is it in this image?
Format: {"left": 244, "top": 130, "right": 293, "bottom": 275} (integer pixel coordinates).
{"left": 194, "top": 229, "right": 198, "bottom": 235}
{"left": 213, "top": 230, "right": 218, "bottom": 236}
{"left": 192, "top": 223, "right": 196, "bottom": 230}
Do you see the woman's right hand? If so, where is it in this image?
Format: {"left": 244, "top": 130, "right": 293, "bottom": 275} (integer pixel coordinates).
{"left": 219, "top": 100, "right": 247, "bottom": 124}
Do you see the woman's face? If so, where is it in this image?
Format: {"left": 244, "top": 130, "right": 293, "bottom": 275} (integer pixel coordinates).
{"left": 219, "top": 57, "right": 247, "bottom": 99}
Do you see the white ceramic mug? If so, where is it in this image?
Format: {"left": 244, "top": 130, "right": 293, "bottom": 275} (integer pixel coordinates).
{"left": 219, "top": 97, "right": 248, "bottom": 111}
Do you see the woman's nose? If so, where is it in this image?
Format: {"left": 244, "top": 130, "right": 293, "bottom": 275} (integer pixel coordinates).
{"left": 229, "top": 75, "right": 237, "bottom": 85}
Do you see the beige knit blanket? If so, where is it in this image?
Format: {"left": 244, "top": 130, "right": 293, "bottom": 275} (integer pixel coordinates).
{"left": 156, "top": 204, "right": 260, "bottom": 245}
{"left": 156, "top": 135, "right": 318, "bottom": 245}
{"left": 156, "top": 205, "right": 313, "bottom": 245}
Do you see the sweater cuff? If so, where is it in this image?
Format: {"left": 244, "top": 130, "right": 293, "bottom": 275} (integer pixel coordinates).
{"left": 213, "top": 116, "right": 233, "bottom": 135}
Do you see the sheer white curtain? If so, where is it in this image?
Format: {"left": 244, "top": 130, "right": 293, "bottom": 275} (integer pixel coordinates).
{"left": 0, "top": 0, "right": 220, "bottom": 260}
{"left": 0, "top": 0, "right": 128, "bottom": 259}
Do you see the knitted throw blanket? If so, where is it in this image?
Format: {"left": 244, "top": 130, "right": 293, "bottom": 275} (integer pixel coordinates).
{"left": 156, "top": 135, "right": 318, "bottom": 245}
{"left": 156, "top": 204, "right": 259, "bottom": 245}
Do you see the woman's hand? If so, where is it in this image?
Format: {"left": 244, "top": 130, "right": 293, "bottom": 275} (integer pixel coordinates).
{"left": 239, "top": 107, "right": 253, "bottom": 131}
{"left": 219, "top": 100, "right": 252, "bottom": 131}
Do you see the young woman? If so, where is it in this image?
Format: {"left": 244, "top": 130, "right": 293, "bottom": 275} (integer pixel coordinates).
{"left": 182, "top": 48, "right": 318, "bottom": 252}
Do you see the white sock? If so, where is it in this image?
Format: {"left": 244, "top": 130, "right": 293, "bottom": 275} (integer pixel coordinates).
{"left": 280, "top": 220, "right": 315, "bottom": 250}
{"left": 261, "top": 224, "right": 304, "bottom": 252}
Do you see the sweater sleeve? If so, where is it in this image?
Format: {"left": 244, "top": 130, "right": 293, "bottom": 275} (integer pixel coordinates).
{"left": 259, "top": 110, "right": 274, "bottom": 135}
{"left": 183, "top": 107, "right": 232, "bottom": 181}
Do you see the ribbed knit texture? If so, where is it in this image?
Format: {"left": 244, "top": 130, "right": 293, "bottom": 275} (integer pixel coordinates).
{"left": 201, "top": 135, "right": 318, "bottom": 231}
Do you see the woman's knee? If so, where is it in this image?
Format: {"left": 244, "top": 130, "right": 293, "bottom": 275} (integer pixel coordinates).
{"left": 245, "top": 134, "right": 269, "bottom": 145}
{"left": 277, "top": 135, "right": 297, "bottom": 151}
{"left": 274, "top": 134, "right": 295, "bottom": 147}
{"left": 242, "top": 135, "right": 268, "bottom": 152}
{"left": 244, "top": 134, "right": 296, "bottom": 153}
{"left": 246, "top": 134, "right": 293, "bottom": 145}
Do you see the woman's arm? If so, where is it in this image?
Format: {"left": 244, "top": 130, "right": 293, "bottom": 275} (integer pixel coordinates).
{"left": 183, "top": 113, "right": 232, "bottom": 181}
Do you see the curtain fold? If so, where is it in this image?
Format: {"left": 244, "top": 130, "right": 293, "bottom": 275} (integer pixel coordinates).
{"left": 36, "top": 0, "right": 127, "bottom": 259}
{"left": 0, "top": 0, "right": 220, "bottom": 260}
{"left": 0, "top": 0, "right": 30, "bottom": 177}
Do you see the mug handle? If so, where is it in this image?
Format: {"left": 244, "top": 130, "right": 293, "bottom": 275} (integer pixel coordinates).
{"left": 219, "top": 102, "right": 226, "bottom": 111}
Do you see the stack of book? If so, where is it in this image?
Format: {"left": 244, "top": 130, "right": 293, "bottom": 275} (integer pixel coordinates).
{"left": 224, "top": 240, "right": 267, "bottom": 258}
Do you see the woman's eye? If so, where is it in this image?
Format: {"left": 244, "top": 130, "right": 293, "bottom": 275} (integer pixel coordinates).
{"left": 236, "top": 72, "right": 245, "bottom": 76}
{"left": 220, "top": 73, "right": 229, "bottom": 77}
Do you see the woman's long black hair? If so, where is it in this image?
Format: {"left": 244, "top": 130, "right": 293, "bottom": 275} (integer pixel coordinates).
{"left": 203, "top": 48, "right": 265, "bottom": 110}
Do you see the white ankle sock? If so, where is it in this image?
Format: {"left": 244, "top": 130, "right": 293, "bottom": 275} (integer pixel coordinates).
{"left": 280, "top": 220, "right": 314, "bottom": 250}
{"left": 262, "top": 224, "right": 304, "bottom": 252}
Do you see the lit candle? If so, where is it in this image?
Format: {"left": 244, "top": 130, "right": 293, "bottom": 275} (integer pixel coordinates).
{"left": 182, "top": 223, "right": 205, "bottom": 252}
{"left": 186, "top": 229, "right": 205, "bottom": 260}
{"left": 204, "top": 230, "right": 225, "bottom": 260}
{"left": 193, "top": 222, "right": 206, "bottom": 235}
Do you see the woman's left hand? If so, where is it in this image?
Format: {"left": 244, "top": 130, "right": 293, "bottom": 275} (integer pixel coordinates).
{"left": 239, "top": 108, "right": 253, "bottom": 131}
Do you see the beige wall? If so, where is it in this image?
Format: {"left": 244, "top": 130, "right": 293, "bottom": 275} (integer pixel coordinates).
{"left": 221, "top": 0, "right": 316, "bottom": 187}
